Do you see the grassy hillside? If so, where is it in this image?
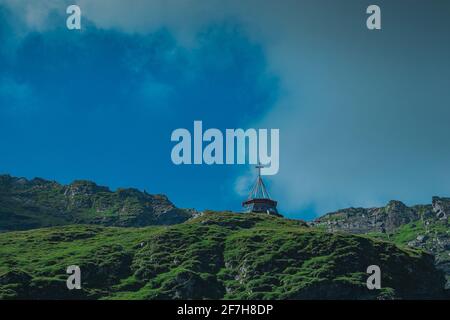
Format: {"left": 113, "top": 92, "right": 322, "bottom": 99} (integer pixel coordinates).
{"left": 0, "top": 212, "right": 446, "bottom": 300}
{"left": 314, "top": 198, "right": 450, "bottom": 289}
{"left": 0, "top": 175, "right": 193, "bottom": 231}
{"left": 364, "top": 218, "right": 450, "bottom": 288}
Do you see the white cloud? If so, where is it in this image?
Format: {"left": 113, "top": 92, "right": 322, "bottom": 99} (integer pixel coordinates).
{"left": 234, "top": 171, "right": 256, "bottom": 197}
{"left": 1, "top": 0, "right": 64, "bottom": 31}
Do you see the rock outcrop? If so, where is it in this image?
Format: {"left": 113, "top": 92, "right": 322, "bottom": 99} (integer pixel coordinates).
{"left": 313, "top": 197, "right": 450, "bottom": 289}
{"left": 0, "top": 174, "right": 194, "bottom": 231}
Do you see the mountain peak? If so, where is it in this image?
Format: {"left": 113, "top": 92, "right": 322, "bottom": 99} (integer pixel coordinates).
{"left": 65, "top": 180, "right": 110, "bottom": 197}
{"left": 385, "top": 200, "right": 408, "bottom": 212}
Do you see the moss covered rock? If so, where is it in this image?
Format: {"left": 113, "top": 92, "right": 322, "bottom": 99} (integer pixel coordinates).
{"left": 0, "top": 212, "right": 446, "bottom": 299}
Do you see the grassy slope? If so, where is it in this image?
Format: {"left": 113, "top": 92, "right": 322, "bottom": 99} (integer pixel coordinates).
{"left": 0, "top": 212, "right": 446, "bottom": 300}
{"left": 0, "top": 175, "right": 196, "bottom": 232}
{"left": 364, "top": 217, "right": 450, "bottom": 287}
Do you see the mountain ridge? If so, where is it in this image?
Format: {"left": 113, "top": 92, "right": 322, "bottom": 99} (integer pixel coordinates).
{"left": 1, "top": 173, "right": 449, "bottom": 298}
{"left": 313, "top": 197, "right": 450, "bottom": 289}
{"left": 0, "top": 174, "right": 195, "bottom": 231}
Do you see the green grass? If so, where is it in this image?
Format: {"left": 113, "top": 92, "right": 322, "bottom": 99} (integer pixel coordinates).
{"left": 0, "top": 175, "right": 192, "bottom": 231}
{"left": 0, "top": 212, "right": 446, "bottom": 300}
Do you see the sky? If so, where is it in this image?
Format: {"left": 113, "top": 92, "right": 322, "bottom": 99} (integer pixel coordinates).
{"left": 0, "top": 0, "right": 450, "bottom": 220}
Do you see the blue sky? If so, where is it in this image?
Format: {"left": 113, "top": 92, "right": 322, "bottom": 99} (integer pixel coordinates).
{"left": 0, "top": 2, "right": 279, "bottom": 216}
{"left": 1, "top": 1, "right": 450, "bottom": 220}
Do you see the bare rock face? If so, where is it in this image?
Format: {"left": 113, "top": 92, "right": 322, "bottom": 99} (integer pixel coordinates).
{"left": 384, "top": 200, "right": 422, "bottom": 232}
{"left": 0, "top": 174, "right": 195, "bottom": 231}
{"left": 64, "top": 180, "right": 110, "bottom": 198}
{"left": 433, "top": 197, "right": 450, "bottom": 220}
{"left": 312, "top": 200, "right": 437, "bottom": 235}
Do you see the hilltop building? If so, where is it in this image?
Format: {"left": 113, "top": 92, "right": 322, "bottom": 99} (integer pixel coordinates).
{"left": 242, "top": 163, "right": 281, "bottom": 217}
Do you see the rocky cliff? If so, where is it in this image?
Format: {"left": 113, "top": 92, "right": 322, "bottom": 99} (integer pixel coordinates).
{"left": 313, "top": 197, "right": 450, "bottom": 288}
{"left": 0, "top": 174, "right": 194, "bottom": 231}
